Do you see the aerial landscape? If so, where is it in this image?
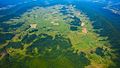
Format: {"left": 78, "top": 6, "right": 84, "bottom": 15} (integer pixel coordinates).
{"left": 0, "top": 0, "right": 120, "bottom": 68}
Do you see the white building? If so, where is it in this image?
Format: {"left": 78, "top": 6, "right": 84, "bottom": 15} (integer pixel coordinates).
{"left": 81, "top": 22, "right": 85, "bottom": 27}
{"left": 30, "top": 24, "right": 37, "bottom": 29}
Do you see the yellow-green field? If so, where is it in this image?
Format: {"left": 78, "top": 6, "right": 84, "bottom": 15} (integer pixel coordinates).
{"left": 0, "top": 5, "right": 117, "bottom": 68}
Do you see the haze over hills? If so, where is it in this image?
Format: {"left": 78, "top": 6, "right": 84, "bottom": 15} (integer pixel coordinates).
{"left": 87, "top": 0, "right": 120, "bottom": 15}
{"left": 0, "top": 0, "right": 119, "bottom": 15}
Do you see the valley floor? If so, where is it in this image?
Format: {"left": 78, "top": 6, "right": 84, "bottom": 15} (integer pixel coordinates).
{"left": 0, "top": 4, "right": 119, "bottom": 68}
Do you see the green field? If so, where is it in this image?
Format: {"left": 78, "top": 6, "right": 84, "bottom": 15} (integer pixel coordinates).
{"left": 0, "top": 5, "right": 117, "bottom": 68}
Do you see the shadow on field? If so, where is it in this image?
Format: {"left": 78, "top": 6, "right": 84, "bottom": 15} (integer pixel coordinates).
{"left": 0, "top": 33, "right": 91, "bottom": 68}
{"left": 26, "top": 34, "right": 91, "bottom": 68}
